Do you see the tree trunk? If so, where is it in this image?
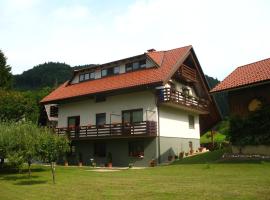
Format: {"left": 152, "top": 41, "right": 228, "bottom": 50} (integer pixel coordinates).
{"left": 0, "top": 157, "right": 4, "bottom": 168}
{"left": 28, "top": 160, "right": 31, "bottom": 178}
{"left": 50, "top": 162, "right": 56, "bottom": 184}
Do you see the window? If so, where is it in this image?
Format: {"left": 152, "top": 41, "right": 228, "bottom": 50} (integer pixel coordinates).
{"left": 50, "top": 105, "right": 58, "bottom": 117}
{"left": 84, "top": 73, "right": 90, "bottom": 80}
{"left": 128, "top": 141, "right": 144, "bottom": 157}
{"left": 125, "top": 63, "right": 133, "bottom": 72}
{"left": 101, "top": 69, "right": 107, "bottom": 77}
{"left": 125, "top": 60, "right": 146, "bottom": 72}
{"left": 94, "top": 143, "right": 106, "bottom": 157}
{"left": 79, "top": 72, "right": 95, "bottom": 82}
{"left": 122, "top": 109, "right": 143, "bottom": 124}
{"left": 96, "top": 113, "right": 106, "bottom": 126}
{"left": 114, "top": 66, "right": 120, "bottom": 74}
{"left": 79, "top": 74, "right": 84, "bottom": 82}
{"left": 139, "top": 60, "right": 146, "bottom": 68}
{"left": 101, "top": 67, "right": 118, "bottom": 77}
{"left": 188, "top": 115, "right": 195, "bottom": 129}
{"left": 90, "top": 72, "right": 95, "bottom": 79}
{"left": 133, "top": 62, "right": 139, "bottom": 70}
{"left": 68, "top": 116, "right": 80, "bottom": 128}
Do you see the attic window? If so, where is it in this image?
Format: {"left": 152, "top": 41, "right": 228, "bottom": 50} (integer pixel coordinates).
{"left": 79, "top": 72, "right": 95, "bottom": 82}
{"left": 50, "top": 105, "right": 58, "bottom": 117}
{"left": 125, "top": 59, "right": 146, "bottom": 72}
{"left": 102, "top": 66, "right": 120, "bottom": 77}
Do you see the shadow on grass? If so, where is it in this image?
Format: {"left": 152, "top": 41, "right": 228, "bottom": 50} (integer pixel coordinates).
{"left": 0, "top": 174, "right": 48, "bottom": 185}
{"left": 0, "top": 175, "right": 40, "bottom": 181}
{"left": 14, "top": 180, "right": 47, "bottom": 185}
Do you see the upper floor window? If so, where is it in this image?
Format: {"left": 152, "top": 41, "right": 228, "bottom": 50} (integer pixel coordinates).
{"left": 50, "top": 105, "right": 58, "bottom": 117}
{"left": 102, "top": 66, "right": 120, "bottom": 77}
{"left": 79, "top": 71, "right": 95, "bottom": 82}
{"left": 125, "top": 59, "right": 146, "bottom": 72}
{"left": 122, "top": 109, "right": 143, "bottom": 124}
{"left": 96, "top": 113, "right": 106, "bottom": 127}
{"left": 79, "top": 74, "right": 85, "bottom": 82}
{"left": 188, "top": 115, "right": 195, "bottom": 129}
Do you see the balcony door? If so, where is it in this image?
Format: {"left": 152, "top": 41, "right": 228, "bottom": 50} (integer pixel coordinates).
{"left": 122, "top": 109, "right": 143, "bottom": 124}
{"left": 68, "top": 116, "right": 80, "bottom": 136}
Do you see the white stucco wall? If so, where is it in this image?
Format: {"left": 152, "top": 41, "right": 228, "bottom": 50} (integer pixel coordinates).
{"left": 57, "top": 91, "right": 157, "bottom": 127}
{"left": 159, "top": 106, "right": 200, "bottom": 139}
{"left": 165, "top": 80, "right": 198, "bottom": 98}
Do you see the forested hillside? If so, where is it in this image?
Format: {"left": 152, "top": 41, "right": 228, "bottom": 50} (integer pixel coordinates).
{"left": 205, "top": 75, "right": 229, "bottom": 118}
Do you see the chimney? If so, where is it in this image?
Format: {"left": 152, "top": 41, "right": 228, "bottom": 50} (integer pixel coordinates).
{"left": 147, "top": 48, "right": 156, "bottom": 52}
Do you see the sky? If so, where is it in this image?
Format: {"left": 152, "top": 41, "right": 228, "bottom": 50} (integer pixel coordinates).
{"left": 0, "top": 0, "right": 269, "bottom": 80}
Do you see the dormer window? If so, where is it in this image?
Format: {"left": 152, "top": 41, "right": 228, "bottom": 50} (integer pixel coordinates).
{"left": 79, "top": 74, "right": 85, "bottom": 82}
{"left": 102, "top": 66, "right": 120, "bottom": 77}
{"left": 79, "top": 71, "right": 95, "bottom": 82}
{"left": 125, "top": 59, "right": 146, "bottom": 72}
{"left": 139, "top": 60, "right": 146, "bottom": 68}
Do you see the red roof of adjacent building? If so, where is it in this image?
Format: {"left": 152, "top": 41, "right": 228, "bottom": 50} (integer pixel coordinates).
{"left": 41, "top": 45, "right": 192, "bottom": 103}
{"left": 211, "top": 58, "right": 270, "bottom": 93}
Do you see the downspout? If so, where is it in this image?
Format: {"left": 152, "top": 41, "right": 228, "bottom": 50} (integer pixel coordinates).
{"left": 157, "top": 104, "right": 161, "bottom": 164}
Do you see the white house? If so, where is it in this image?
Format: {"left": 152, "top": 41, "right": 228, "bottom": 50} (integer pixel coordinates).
{"left": 41, "top": 45, "right": 220, "bottom": 166}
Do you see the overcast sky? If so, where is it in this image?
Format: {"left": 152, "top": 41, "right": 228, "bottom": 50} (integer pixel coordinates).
{"left": 0, "top": 0, "right": 269, "bottom": 80}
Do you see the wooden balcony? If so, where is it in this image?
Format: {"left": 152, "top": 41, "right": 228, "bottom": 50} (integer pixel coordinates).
{"left": 157, "top": 88, "right": 209, "bottom": 114}
{"left": 55, "top": 121, "right": 157, "bottom": 140}
{"left": 176, "top": 64, "right": 197, "bottom": 82}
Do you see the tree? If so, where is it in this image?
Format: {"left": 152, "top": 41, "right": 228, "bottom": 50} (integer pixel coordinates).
{"left": 0, "top": 122, "right": 40, "bottom": 174}
{"left": 0, "top": 50, "right": 12, "bottom": 89}
{"left": 0, "top": 89, "right": 38, "bottom": 122}
{"left": 38, "top": 128, "right": 70, "bottom": 184}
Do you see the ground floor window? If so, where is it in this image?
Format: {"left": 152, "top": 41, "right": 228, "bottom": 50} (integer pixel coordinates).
{"left": 188, "top": 115, "right": 195, "bottom": 129}
{"left": 128, "top": 141, "right": 144, "bottom": 157}
{"left": 94, "top": 143, "right": 106, "bottom": 157}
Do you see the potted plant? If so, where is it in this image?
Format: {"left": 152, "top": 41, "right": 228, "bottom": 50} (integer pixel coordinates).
{"left": 179, "top": 151, "right": 185, "bottom": 158}
{"left": 63, "top": 154, "right": 68, "bottom": 166}
{"left": 107, "top": 152, "right": 112, "bottom": 168}
{"left": 149, "top": 158, "right": 156, "bottom": 167}
{"left": 78, "top": 152, "right": 83, "bottom": 167}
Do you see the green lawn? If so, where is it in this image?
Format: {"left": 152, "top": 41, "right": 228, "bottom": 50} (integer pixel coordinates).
{"left": 1, "top": 154, "right": 270, "bottom": 200}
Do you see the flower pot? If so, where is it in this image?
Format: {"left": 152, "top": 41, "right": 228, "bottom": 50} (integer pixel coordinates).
{"left": 107, "top": 162, "right": 112, "bottom": 168}
{"left": 64, "top": 161, "right": 68, "bottom": 166}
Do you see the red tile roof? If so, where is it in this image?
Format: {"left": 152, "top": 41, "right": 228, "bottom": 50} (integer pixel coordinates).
{"left": 211, "top": 58, "right": 270, "bottom": 93}
{"left": 41, "top": 46, "right": 192, "bottom": 103}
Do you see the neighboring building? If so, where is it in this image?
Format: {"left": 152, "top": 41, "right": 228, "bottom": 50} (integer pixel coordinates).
{"left": 211, "top": 58, "right": 270, "bottom": 117}
{"left": 41, "top": 45, "right": 220, "bottom": 167}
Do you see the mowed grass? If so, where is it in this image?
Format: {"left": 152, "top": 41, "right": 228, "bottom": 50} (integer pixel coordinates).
{"left": 1, "top": 153, "right": 270, "bottom": 200}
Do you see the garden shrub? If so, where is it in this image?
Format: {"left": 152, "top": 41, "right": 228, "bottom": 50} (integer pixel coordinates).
{"left": 229, "top": 104, "right": 270, "bottom": 145}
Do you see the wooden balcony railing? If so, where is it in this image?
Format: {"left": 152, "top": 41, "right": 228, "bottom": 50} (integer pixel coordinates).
{"left": 178, "top": 64, "right": 197, "bottom": 82}
{"left": 157, "top": 88, "right": 208, "bottom": 112}
{"left": 55, "top": 121, "right": 157, "bottom": 140}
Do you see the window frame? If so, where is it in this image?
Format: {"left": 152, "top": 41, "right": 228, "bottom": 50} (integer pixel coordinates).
{"left": 122, "top": 109, "right": 143, "bottom": 124}
{"left": 96, "top": 113, "right": 106, "bottom": 126}
{"left": 188, "top": 115, "right": 195, "bottom": 129}
{"left": 128, "top": 141, "right": 144, "bottom": 157}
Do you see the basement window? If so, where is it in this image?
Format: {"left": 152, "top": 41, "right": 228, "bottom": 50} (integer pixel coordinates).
{"left": 128, "top": 141, "right": 144, "bottom": 157}
{"left": 94, "top": 143, "right": 106, "bottom": 157}
{"left": 188, "top": 115, "right": 195, "bottom": 129}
